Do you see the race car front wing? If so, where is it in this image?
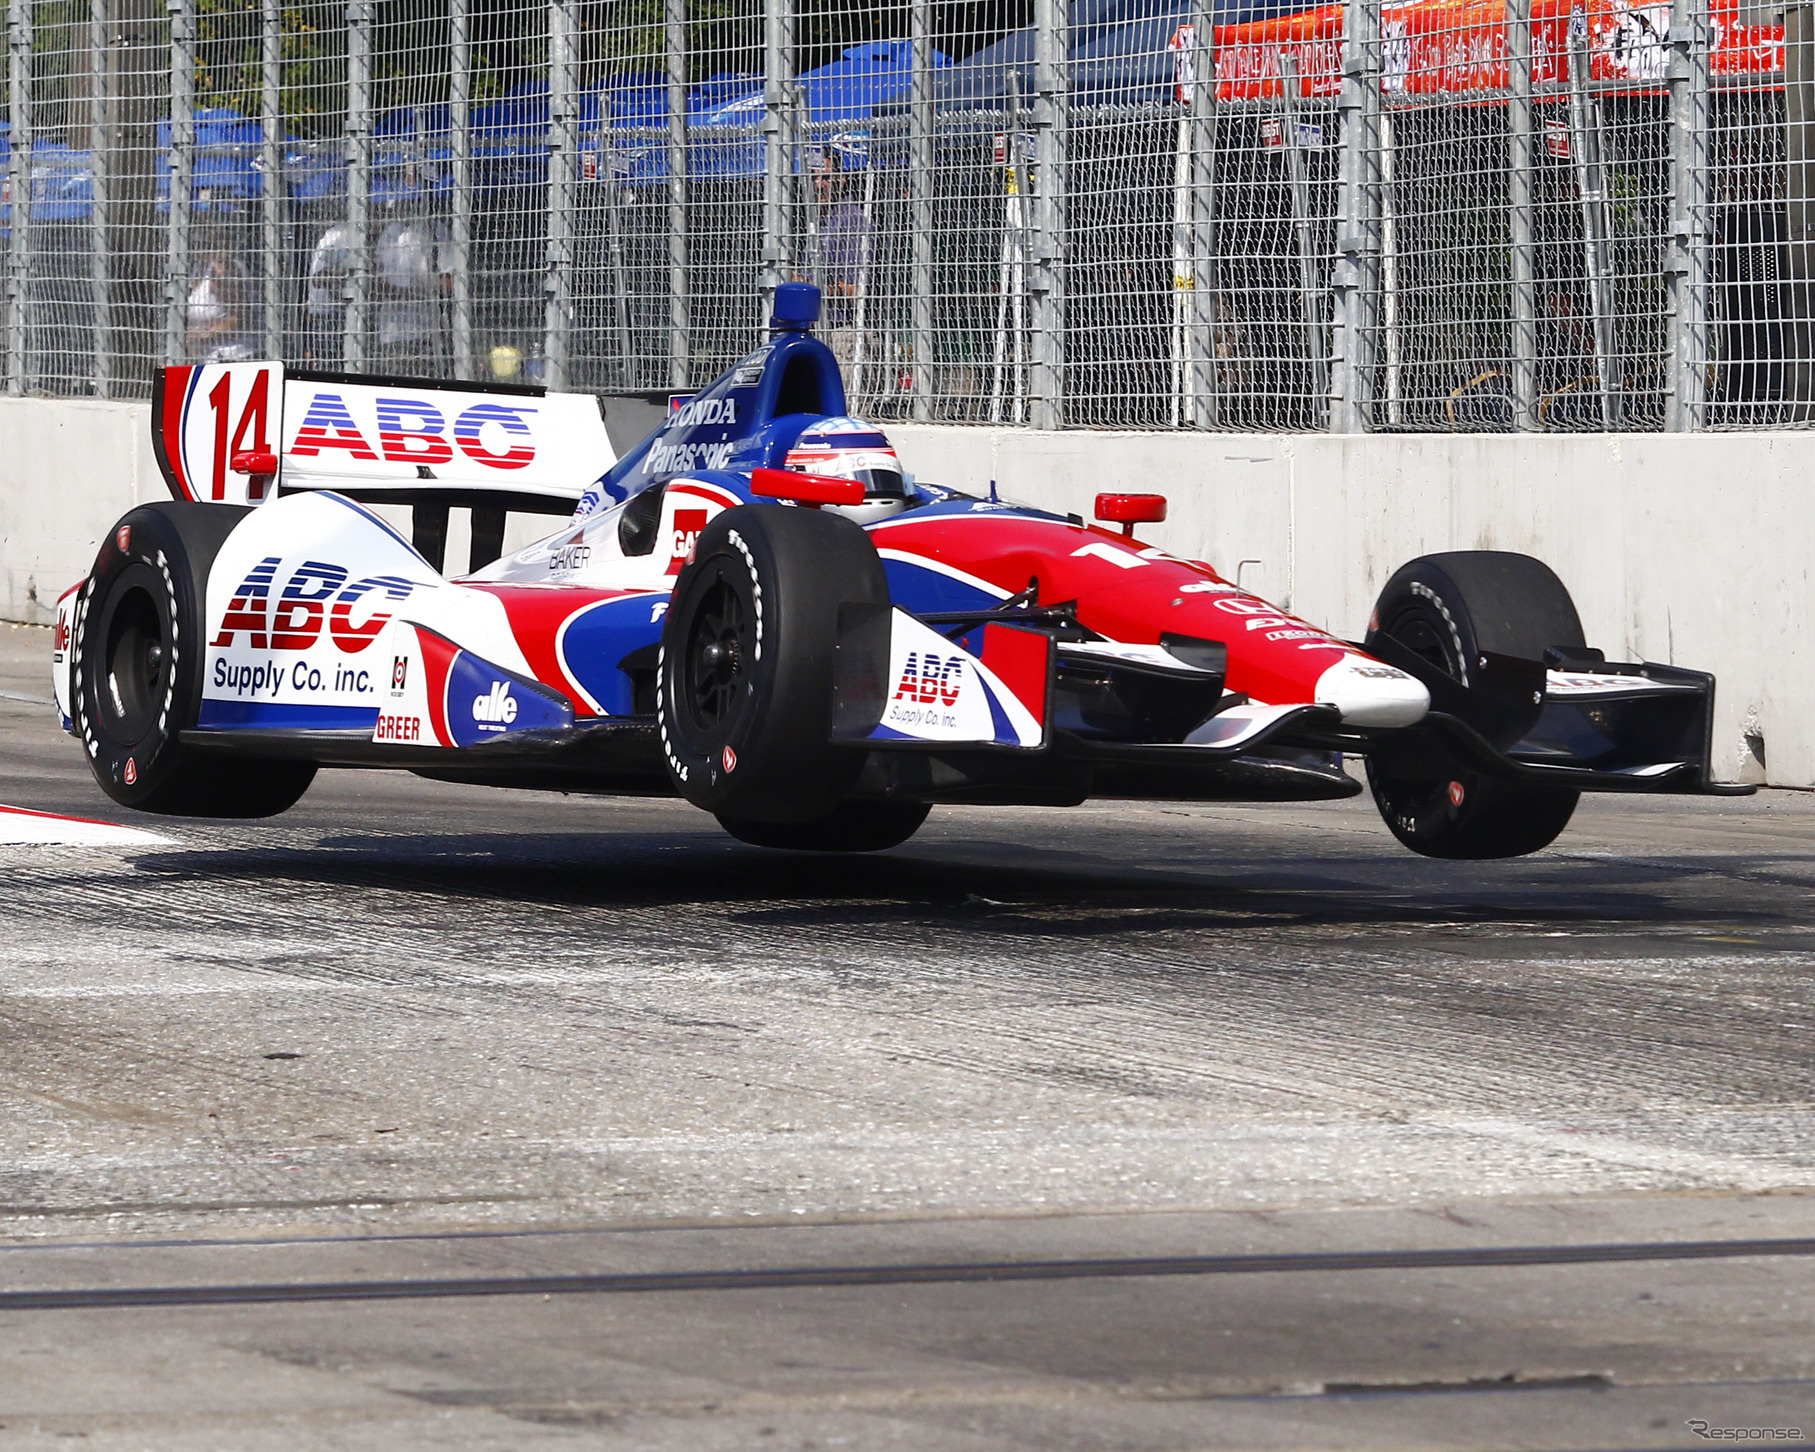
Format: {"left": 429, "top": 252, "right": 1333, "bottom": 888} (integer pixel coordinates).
{"left": 1344, "top": 639, "right": 1752, "bottom": 797}
{"left": 178, "top": 602, "right": 1751, "bottom": 806}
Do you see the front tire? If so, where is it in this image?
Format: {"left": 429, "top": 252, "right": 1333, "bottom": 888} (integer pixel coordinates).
{"left": 1364, "top": 551, "right": 1582, "bottom": 859}
{"left": 717, "top": 801, "right": 931, "bottom": 852}
{"left": 659, "top": 504, "right": 888, "bottom": 823}
{"left": 70, "top": 502, "right": 317, "bottom": 817}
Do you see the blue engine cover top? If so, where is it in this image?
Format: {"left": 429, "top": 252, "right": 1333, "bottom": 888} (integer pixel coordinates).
{"left": 590, "top": 327, "right": 848, "bottom": 510}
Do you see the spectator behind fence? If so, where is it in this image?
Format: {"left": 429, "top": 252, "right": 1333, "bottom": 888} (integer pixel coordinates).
{"left": 376, "top": 206, "right": 455, "bottom": 371}
{"left": 185, "top": 245, "right": 257, "bottom": 364}
{"left": 1538, "top": 287, "right": 1604, "bottom": 428}
{"left": 806, "top": 150, "right": 871, "bottom": 368}
{"left": 304, "top": 222, "right": 354, "bottom": 367}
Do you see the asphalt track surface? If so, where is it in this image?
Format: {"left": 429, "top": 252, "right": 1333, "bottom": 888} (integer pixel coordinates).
{"left": 0, "top": 621, "right": 1811, "bottom": 1449}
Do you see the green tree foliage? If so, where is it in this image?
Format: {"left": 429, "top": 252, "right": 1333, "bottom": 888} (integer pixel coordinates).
{"left": 5, "top": 0, "right": 1028, "bottom": 141}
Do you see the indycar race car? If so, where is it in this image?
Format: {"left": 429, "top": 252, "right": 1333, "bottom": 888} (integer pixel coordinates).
{"left": 52, "top": 282, "right": 1750, "bottom": 858}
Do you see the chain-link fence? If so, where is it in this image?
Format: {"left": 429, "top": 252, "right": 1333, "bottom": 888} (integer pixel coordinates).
{"left": 0, "top": 0, "right": 1804, "bottom": 432}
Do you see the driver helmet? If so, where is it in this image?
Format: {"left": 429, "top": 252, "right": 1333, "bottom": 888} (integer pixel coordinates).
{"left": 783, "top": 416, "right": 912, "bottom": 523}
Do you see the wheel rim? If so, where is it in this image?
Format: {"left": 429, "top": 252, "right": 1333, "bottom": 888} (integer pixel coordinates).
{"left": 100, "top": 582, "right": 168, "bottom": 744}
{"left": 1373, "top": 599, "right": 1469, "bottom": 813}
{"left": 681, "top": 574, "right": 748, "bottom": 734}
{"left": 1379, "top": 604, "right": 1461, "bottom": 681}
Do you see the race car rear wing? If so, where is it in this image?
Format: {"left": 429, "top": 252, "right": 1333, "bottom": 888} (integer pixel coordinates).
{"left": 151, "top": 361, "right": 616, "bottom": 517}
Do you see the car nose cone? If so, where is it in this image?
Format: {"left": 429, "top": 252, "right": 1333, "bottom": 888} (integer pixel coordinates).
{"left": 1314, "top": 655, "right": 1431, "bottom": 728}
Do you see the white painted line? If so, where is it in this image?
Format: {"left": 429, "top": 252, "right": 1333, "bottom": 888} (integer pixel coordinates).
{"left": 0, "top": 804, "right": 175, "bottom": 846}
{"left": 0, "top": 690, "right": 54, "bottom": 707}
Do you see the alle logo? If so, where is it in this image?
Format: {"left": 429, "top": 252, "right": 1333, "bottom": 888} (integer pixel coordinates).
{"left": 391, "top": 655, "right": 408, "bottom": 694}
{"left": 472, "top": 680, "right": 519, "bottom": 727}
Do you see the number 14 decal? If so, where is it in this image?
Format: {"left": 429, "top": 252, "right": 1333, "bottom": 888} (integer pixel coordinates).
{"left": 202, "top": 366, "right": 276, "bottom": 502}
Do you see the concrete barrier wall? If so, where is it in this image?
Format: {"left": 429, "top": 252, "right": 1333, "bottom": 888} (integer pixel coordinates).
{"left": 3, "top": 397, "right": 1806, "bottom": 784}
{"left": 0, "top": 397, "right": 542, "bottom": 631}
{"left": 891, "top": 423, "right": 1813, "bottom": 788}
{"left": 0, "top": 399, "right": 165, "bottom": 629}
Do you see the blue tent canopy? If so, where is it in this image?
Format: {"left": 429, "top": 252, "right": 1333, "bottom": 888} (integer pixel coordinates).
{"left": 246, "top": 73, "right": 770, "bottom": 203}
{"left": 691, "top": 71, "right": 763, "bottom": 114}
{"left": 29, "top": 142, "right": 95, "bottom": 221}
{"left": 358, "top": 74, "right": 772, "bottom": 195}
{"left": 0, "top": 125, "right": 96, "bottom": 226}
{"left": 692, "top": 41, "right": 950, "bottom": 179}
{"left": 147, "top": 107, "right": 359, "bottom": 208}
{"left": 156, "top": 107, "right": 265, "bottom": 210}
{"left": 128, "top": 8, "right": 1305, "bottom": 220}
{"left": 582, "top": 71, "right": 678, "bottom": 187}
{"left": 592, "top": 70, "right": 668, "bottom": 128}
{"left": 375, "top": 104, "right": 452, "bottom": 137}
{"left": 472, "top": 79, "right": 549, "bottom": 138}
{"left": 584, "top": 70, "right": 764, "bottom": 186}
{"left": 910, "top": 0, "right": 1308, "bottom": 109}
{"left": 803, "top": 40, "right": 944, "bottom": 122}
{"left": 285, "top": 140, "right": 343, "bottom": 203}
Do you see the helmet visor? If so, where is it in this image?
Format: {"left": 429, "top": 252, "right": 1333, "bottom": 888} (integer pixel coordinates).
{"left": 784, "top": 445, "right": 907, "bottom": 501}
{"left": 848, "top": 466, "right": 908, "bottom": 500}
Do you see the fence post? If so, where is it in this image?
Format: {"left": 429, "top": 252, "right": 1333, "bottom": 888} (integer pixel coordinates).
{"left": 1378, "top": 108, "right": 1401, "bottom": 425}
{"left": 260, "top": 0, "right": 282, "bottom": 365}
{"left": 1029, "top": 0, "right": 1065, "bottom": 430}
{"left": 760, "top": 0, "right": 792, "bottom": 318}
{"left": 910, "top": 0, "right": 933, "bottom": 421}
{"left": 1329, "top": 0, "right": 1378, "bottom": 433}
{"left": 1506, "top": 0, "right": 1537, "bottom": 430}
{"left": 90, "top": 0, "right": 111, "bottom": 395}
{"left": 1566, "top": 6, "right": 1619, "bottom": 428}
{"left": 449, "top": 0, "right": 473, "bottom": 379}
{"left": 1188, "top": 0, "right": 1218, "bottom": 429}
{"left": 1666, "top": 0, "right": 1709, "bottom": 431}
{"left": 603, "top": 171, "right": 630, "bottom": 392}
{"left": 1789, "top": 7, "right": 1815, "bottom": 414}
{"left": 343, "top": 0, "right": 371, "bottom": 371}
{"left": 166, "top": 0, "right": 193, "bottom": 367}
{"left": 666, "top": 0, "right": 687, "bottom": 389}
{"left": 1358, "top": 0, "right": 1382, "bottom": 427}
{"left": 990, "top": 75, "right": 1028, "bottom": 424}
{"left": 1279, "top": 53, "right": 1328, "bottom": 416}
{"left": 543, "top": 0, "right": 576, "bottom": 391}
{"left": 5, "top": 0, "right": 27, "bottom": 394}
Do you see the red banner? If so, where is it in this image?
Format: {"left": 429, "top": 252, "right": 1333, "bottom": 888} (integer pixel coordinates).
{"left": 1209, "top": 0, "right": 1783, "bottom": 101}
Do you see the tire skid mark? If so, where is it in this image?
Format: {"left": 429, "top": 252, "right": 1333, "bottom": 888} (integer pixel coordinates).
{"left": 1, "top": 816, "right": 1812, "bottom": 1234}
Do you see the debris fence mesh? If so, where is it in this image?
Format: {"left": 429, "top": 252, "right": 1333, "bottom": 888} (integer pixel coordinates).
{"left": 0, "top": 0, "right": 1804, "bottom": 433}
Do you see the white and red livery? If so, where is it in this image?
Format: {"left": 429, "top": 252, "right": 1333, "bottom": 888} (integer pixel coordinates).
{"left": 52, "top": 282, "right": 1748, "bottom": 857}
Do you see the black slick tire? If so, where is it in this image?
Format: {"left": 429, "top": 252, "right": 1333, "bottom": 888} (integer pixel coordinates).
{"left": 1364, "top": 551, "right": 1582, "bottom": 859}
{"left": 716, "top": 800, "right": 931, "bottom": 852}
{"left": 70, "top": 502, "right": 317, "bottom": 817}
{"left": 659, "top": 503, "right": 888, "bottom": 823}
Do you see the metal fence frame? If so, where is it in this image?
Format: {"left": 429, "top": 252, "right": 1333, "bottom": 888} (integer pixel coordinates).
{"left": 0, "top": 0, "right": 1801, "bottom": 433}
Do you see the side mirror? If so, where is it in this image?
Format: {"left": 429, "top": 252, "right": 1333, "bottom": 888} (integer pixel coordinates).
{"left": 231, "top": 449, "right": 280, "bottom": 503}
{"left": 1094, "top": 492, "right": 1167, "bottom": 537}
{"left": 752, "top": 466, "right": 864, "bottom": 508}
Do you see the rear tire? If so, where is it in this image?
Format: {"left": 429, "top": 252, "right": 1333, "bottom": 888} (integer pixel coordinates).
{"left": 1364, "top": 551, "right": 1581, "bottom": 859}
{"left": 659, "top": 504, "right": 888, "bottom": 823}
{"left": 70, "top": 502, "right": 317, "bottom": 817}
{"left": 717, "top": 801, "right": 931, "bottom": 852}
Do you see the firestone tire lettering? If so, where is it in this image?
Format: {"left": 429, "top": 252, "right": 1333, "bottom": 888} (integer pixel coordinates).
{"left": 658, "top": 505, "right": 886, "bottom": 823}
{"left": 1364, "top": 551, "right": 1585, "bottom": 859}
{"left": 72, "top": 501, "right": 318, "bottom": 817}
